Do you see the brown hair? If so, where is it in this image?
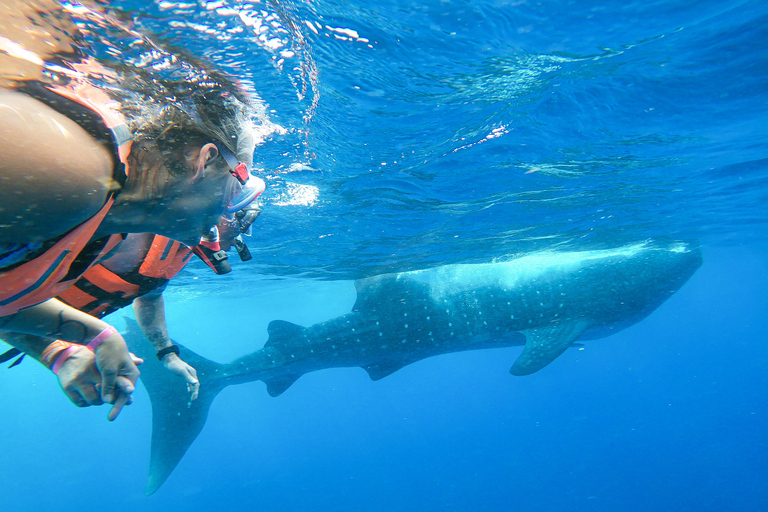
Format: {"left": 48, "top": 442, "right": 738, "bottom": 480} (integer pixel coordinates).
{"left": 110, "top": 45, "right": 257, "bottom": 199}
{"left": 1, "top": 1, "right": 258, "bottom": 199}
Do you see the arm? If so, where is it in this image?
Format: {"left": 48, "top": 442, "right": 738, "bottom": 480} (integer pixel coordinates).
{"left": 133, "top": 288, "right": 200, "bottom": 401}
{"left": 0, "top": 90, "right": 113, "bottom": 245}
{"left": 0, "top": 298, "right": 141, "bottom": 420}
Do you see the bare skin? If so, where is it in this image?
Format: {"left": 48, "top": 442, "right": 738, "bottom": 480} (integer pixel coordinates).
{"left": 0, "top": 90, "right": 235, "bottom": 418}
{"left": 0, "top": 329, "right": 144, "bottom": 420}
{"left": 0, "top": 90, "right": 114, "bottom": 243}
{"left": 134, "top": 290, "right": 200, "bottom": 401}
{"left": 0, "top": 301, "right": 141, "bottom": 420}
{"left": 107, "top": 232, "right": 200, "bottom": 400}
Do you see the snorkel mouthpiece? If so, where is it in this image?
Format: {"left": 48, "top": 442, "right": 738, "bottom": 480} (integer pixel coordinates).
{"left": 235, "top": 205, "right": 261, "bottom": 235}
{"left": 231, "top": 205, "right": 259, "bottom": 261}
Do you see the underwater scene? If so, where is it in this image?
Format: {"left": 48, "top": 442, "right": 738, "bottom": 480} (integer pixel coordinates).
{"left": 0, "top": 1, "right": 766, "bottom": 511}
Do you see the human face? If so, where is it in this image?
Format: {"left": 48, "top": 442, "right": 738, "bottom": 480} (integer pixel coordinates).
{"left": 161, "top": 143, "right": 235, "bottom": 246}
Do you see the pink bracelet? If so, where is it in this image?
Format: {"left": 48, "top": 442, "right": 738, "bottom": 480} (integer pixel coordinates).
{"left": 51, "top": 345, "right": 83, "bottom": 375}
{"left": 86, "top": 326, "right": 118, "bottom": 351}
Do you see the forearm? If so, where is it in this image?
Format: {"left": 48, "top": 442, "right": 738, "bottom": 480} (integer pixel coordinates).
{"left": 0, "top": 331, "right": 55, "bottom": 361}
{"left": 133, "top": 293, "right": 172, "bottom": 351}
{"left": 0, "top": 298, "right": 113, "bottom": 348}
{"left": 134, "top": 291, "right": 199, "bottom": 400}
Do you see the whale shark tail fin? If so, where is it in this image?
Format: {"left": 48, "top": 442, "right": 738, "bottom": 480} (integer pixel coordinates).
{"left": 511, "top": 319, "right": 592, "bottom": 376}
{"left": 261, "top": 320, "right": 306, "bottom": 397}
{"left": 122, "top": 317, "right": 229, "bottom": 495}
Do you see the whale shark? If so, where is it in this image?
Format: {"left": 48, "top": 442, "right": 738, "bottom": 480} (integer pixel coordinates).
{"left": 125, "top": 239, "right": 702, "bottom": 494}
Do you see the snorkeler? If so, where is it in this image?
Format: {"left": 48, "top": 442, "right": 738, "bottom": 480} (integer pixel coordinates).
{"left": 0, "top": 1, "right": 263, "bottom": 419}
{"left": 0, "top": 193, "right": 263, "bottom": 409}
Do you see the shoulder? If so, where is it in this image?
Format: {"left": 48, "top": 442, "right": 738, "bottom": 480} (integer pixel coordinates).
{"left": 0, "top": 90, "right": 115, "bottom": 245}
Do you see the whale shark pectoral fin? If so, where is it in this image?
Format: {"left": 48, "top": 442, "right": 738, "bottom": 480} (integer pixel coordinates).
{"left": 510, "top": 319, "right": 592, "bottom": 376}
{"left": 364, "top": 361, "right": 407, "bottom": 381}
{"left": 0, "top": 348, "right": 21, "bottom": 364}
{"left": 263, "top": 374, "right": 301, "bottom": 397}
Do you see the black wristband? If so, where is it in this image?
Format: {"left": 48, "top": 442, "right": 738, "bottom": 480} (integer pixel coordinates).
{"left": 156, "top": 345, "right": 180, "bottom": 360}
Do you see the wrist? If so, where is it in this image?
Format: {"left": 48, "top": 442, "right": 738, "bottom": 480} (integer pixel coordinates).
{"left": 40, "top": 340, "right": 84, "bottom": 375}
{"left": 156, "top": 344, "right": 180, "bottom": 361}
{"left": 86, "top": 325, "right": 118, "bottom": 351}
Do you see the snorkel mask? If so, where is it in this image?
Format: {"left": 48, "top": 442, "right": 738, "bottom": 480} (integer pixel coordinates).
{"left": 217, "top": 142, "right": 250, "bottom": 185}
{"left": 223, "top": 175, "right": 265, "bottom": 220}
{"left": 208, "top": 133, "right": 265, "bottom": 264}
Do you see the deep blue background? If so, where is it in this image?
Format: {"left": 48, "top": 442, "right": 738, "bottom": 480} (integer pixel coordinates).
{"left": 1, "top": 245, "right": 766, "bottom": 511}
{"left": 1, "top": 0, "right": 767, "bottom": 510}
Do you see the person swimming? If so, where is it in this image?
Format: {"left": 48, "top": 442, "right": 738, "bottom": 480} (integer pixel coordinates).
{"left": 0, "top": 0, "right": 265, "bottom": 419}
{"left": 0, "top": 191, "right": 264, "bottom": 410}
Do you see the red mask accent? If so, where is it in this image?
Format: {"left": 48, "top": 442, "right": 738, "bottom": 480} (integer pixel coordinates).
{"left": 230, "top": 162, "right": 249, "bottom": 185}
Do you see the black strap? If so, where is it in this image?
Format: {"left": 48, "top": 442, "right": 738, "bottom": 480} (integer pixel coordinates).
{"left": 156, "top": 345, "right": 180, "bottom": 360}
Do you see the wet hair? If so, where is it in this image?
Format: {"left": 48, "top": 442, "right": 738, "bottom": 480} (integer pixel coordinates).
{"left": 108, "top": 49, "right": 257, "bottom": 199}
{"left": 1, "top": 1, "right": 257, "bottom": 198}
{"left": 119, "top": 63, "right": 251, "bottom": 160}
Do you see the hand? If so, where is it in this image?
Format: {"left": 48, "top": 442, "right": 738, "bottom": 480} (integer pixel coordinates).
{"left": 57, "top": 347, "right": 102, "bottom": 407}
{"left": 91, "top": 331, "right": 143, "bottom": 420}
{"left": 162, "top": 353, "right": 200, "bottom": 401}
{"left": 57, "top": 349, "right": 144, "bottom": 419}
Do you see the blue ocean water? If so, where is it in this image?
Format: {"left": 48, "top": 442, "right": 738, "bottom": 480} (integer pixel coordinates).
{"left": 1, "top": 0, "right": 766, "bottom": 511}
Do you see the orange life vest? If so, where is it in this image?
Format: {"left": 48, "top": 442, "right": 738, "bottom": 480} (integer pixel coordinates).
{"left": 0, "top": 79, "right": 132, "bottom": 316}
{"left": 57, "top": 235, "right": 193, "bottom": 319}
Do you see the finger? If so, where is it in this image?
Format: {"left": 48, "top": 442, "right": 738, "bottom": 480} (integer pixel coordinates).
{"left": 115, "top": 375, "right": 135, "bottom": 395}
{"left": 130, "top": 353, "right": 144, "bottom": 366}
{"left": 185, "top": 366, "right": 200, "bottom": 401}
{"left": 107, "top": 392, "right": 131, "bottom": 421}
{"left": 100, "top": 368, "right": 117, "bottom": 404}
{"left": 189, "top": 380, "right": 200, "bottom": 401}
{"left": 64, "top": 388, "right": 89, "bottom": 408}
{"left": 78, "top": 384, "right": 104, "bottom": 406}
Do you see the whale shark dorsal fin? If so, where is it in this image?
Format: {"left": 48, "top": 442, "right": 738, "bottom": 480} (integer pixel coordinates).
{"left": 364, "top": 361, "right": 406, "bottom": 380}
{"left": 265, "top": 320, "right": 306, "bottom": 348}
{"left": 353, "top": 274, "right": 394, "bottom": 312}
{"left": 353, "top": 273, "right": 430, "bottom": 313}
{"left": 510, "top": 319, "right": 592, "bottom": 376}
{"left": 264, "top": 374, "right": 301, "bottom": 397}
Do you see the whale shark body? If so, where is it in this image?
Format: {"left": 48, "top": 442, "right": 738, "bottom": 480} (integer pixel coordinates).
{"left": 126, "top": 239, "right": 702, "bottom": 494}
